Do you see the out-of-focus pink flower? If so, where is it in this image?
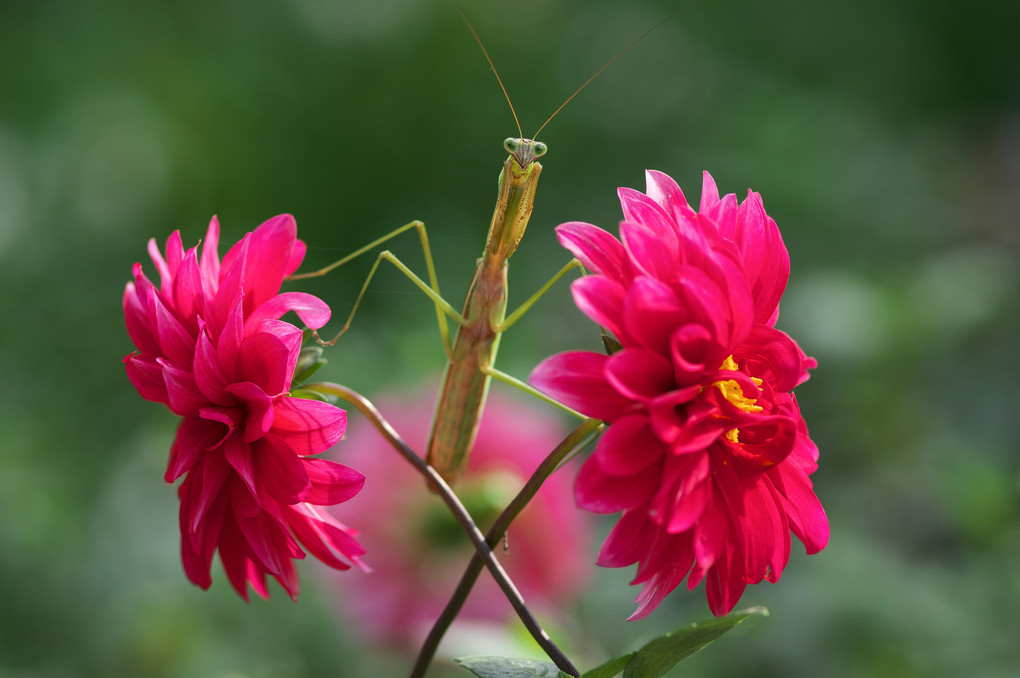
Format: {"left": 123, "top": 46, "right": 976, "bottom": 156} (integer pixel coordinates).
{"left": 323, "top": 384, "right": 591, "bottom": 646}
{"left": 123, "top": 215, "right": 366, "bottom": 600}
{"left": 531, "top": 171, "right": 828, "bottom": 618}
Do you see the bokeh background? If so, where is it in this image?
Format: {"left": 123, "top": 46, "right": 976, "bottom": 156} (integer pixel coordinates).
{"left": 1, "top": 0, "right": 1017, "bottom": 676}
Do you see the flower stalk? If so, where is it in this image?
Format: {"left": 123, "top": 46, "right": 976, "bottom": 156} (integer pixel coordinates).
{"left": 411, "top": 417, "right": 602, "bottom": 677}
{"left": 309, "top": 382, "right": 582, "bottom": 677}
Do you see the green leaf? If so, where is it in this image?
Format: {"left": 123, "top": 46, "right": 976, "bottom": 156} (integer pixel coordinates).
{"left": 622, "top": 607, "right": 769, "bottom": 678}
{"left": 581, "top": 653, "right": 634, "bottom": 678}
{"left": 456, "top": 656, "right": 573, "bottom": 678}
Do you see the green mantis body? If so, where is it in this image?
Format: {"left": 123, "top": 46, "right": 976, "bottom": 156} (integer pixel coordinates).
{"left": 425, "top": 138, "right": 545, "bottom": 483}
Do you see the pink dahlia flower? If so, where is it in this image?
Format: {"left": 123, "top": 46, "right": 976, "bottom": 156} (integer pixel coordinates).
{"left": 322, "top": 385, "right": 591, "bottom": 646}
{"left": 531, "top": 171, "right": 828, "bottom": 618}
{"left": 123, "top": 215, "right": 366, "bottom": 600}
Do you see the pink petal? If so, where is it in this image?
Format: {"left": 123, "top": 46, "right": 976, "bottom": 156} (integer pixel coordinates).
{"left": 124, "top": 353, "right": 169, "bottom": 405}
{"left": 254, "top": 436, "right": 311, "bottom": 505}
{"left": 621, "top": 277, "right": 687, "bottom": 355}
{"left": 223, "top": 436, "right": 258, "bottom": 500}
{"left": 193, "top": 326, "right": 230, "bottom": 405}
{"left": 575, "top": 453, "right": 662, "bottom": 513}
{"left": 152, "top": 292, "right": 195, "bottom": 368}
{"left": 238, "top": 320, "right": 301, "bottom": 396}
{"left": 303, "top": 458, "right": 365, "bottom": 505}
{"left": 605, "top": 348, "right": 674, "bottom": 402}
{"left": 159, "top": 360, "right": 205, "bottom": 417}
{"left": 593, "top": 413, "right": 667, "bottom": 476}
{"left": 529, "top": 351, "right": 634, "bottom": 421}
{"left": 619, "top": 220, "right": 677, "bottom": 282}
{"left": 199, "top": 216, "right": 221, "bottom": 294}
{"left": 555, "top": 221, "right": 632, "bottom": 283}
{"left": 270, "top": 397, "right": 348, "bottom": 455}
{"left": 225, "top": 381, "right": 275, "bottom": 442}
{"left": 570, "top": 275, "right": 628, "bottom": 344}
{"left": 246, "top": 292, "right": 331, "bottom": 332}
{"left": 166, "top": 417, "right": 225, "bottom": 482}
{"left": 597, "top": 508, "right": 655, "bottom": 568}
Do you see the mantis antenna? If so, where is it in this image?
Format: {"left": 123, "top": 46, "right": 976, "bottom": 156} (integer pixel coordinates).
{"left": 452, "top": 1, "right": 683, "bottom": 141}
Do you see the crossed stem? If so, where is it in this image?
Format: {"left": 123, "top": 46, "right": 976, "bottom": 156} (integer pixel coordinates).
{"left": 310, "top": 382, "right": 584, "bottom": 677}
{"left": 411, "top": 417, "right": 602, "bottom": 677}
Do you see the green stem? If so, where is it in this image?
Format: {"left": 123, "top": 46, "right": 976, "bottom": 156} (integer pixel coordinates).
{"left": 307, "top": 383, "right": 584, "bottom": 678}
{"left": 412, "top": 417, "right": 602, "bottom": 678}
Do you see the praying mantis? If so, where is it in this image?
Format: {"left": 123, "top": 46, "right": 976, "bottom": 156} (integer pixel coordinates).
{"left": 289, "top": 8, "right": 669, "bottom": 484}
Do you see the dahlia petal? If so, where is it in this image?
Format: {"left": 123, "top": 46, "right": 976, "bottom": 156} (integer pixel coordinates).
{"left": 303, "top": 458, "right": 366, "bottom": 505}
{"left": 619, "top": 220, "right": 678, "bottom": 281}
{"left": 183, "top": 453, "right": 230, "bottom": 534}
{"left": 284, "top": 503, "right": 366, "bottom": 571}
{"left": 171, "top": 247, "right": 204, "bottom": 328}
{"left": 240, "top": 214, "right": 300, "bottom": 313}
{"left": 270, "top": 397, "right": 348, "bottom": 455}
{"left": 218, "top": 515, "right": 255, "bottom": 601}
{"left": 570, "top": 275, "right": 628, "bottom": 343}
{"left": 239, "top": 320, "right": 302, "bottom": 395}
{"left": 597, "top": 507, "right": 656, "bottom": 568}
{"left": 123, "top": 276, "right": 159, "bottom": 355}
{"left": 166, "top": 417, "right": 226, "bottom": 482}
{"left": 223, "top": 436, "right": 258, "bottom": 500}
{"left": 630, "top": 560, "right": 693, "bottom": 620}
{"left": 669, "top": 323, "right": 722, "bottom": 386}
{"left": 737, "top": 324, "right": 811, "bottom": 393}
{"left": 621, "top": 277, "right": 688, "bottom": 355}
{"left": 575, "top": 453, "right": 662, "bottom": 513}
{"left": 593, "top": 414, "right": 667, "bottom": 476}
{"left": 193, "top": 326, "right": 231, "bottom": 405}
{"left": 735, "top": 470, "right": 785, "bottom": 585}
{"left": 199, "top": 216, "right": 221, "bottom": 294}
{"left": 647, "top": 389, "right": 716, "bottom": 446}
{"left": 705, "top": 559, "right": 746, "bottom": 617}
{"left": 179, "top": 488, "right": 222, "bottom": 590}
{"left": 163, "top": 230, "right": 185, "bottom": 278}
{"left": 234, "top": 508, "right": 292, "bottom": 577}
{"left": 530, "top": 351, "right": 634, "bottom": 421}
{"left": 618, "top": 187, "right": 677, "bottom": 243}
{"left": 254, "top": 436, "right": 311, "bottom": 505}
{"left": 769, "top": 461, "right": 829, "bottom": 553}
{"left": 124, "top": 353, "right": 170, "bottom": 405}
{"left": 555, "top": 221, "right": 632, "bottom": 283}
{"left": 160, "top": 360, "right": 205, "bottom": 417}
{"left": 215, "top": 297, "right": 245, "bottom": 380}
{"left": 735, "top": 192, "right": 790, "bottom": 326}
{"left": 211, "top": 236, "right": 248, "bottom": 335}
{"left": 224, "top": 381, "right": 275, "bottom": 442}
{"left": 246, "top": 292, "right": 331, "bottom": 331}
{"left": 147, "top": 236, "right": 172, "bottom": 290}
{"left": 152, "top": 292, "right": 195, "bottom": 367}
{"left": 605, "top": 348, "right": 674, "bottom": 403}
{"left": 645, "top": 169, "right": 692, "bottom": 226}
{"left": 698, "top": 171, "right": 721, "bottom": 214}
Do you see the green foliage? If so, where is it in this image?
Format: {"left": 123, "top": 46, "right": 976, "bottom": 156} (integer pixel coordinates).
{"left": 459, "top": 608, "right": 768, "bottom": 678}
{"left": 580, "top": 654, "right": 633, "bottom": 678}
{"left": 622, "top": 607, "right": 768, "bottom": 678}
{"left": 456, "top": 656, "right": 571, "bottom": 678}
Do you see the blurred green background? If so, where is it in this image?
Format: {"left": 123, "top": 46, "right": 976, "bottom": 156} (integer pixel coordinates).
{"left": 1, "top": 0, "right": 1018, "bottom": 676}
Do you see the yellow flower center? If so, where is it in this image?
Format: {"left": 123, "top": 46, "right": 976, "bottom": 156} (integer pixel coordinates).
{"left": 712, "top": 355, "right": 763, "bottom": 443}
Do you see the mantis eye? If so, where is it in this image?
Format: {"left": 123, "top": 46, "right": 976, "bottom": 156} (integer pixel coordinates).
{"left": 532, "top": 141, "right": 548, "bottom": 158}
{"left": 503, "top": 138, "right": 520, "bottom": 153}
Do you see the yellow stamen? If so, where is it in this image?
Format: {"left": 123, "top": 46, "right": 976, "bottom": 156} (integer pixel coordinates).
{"left": 712, "top": 356, "right": 763, "bottom": 443}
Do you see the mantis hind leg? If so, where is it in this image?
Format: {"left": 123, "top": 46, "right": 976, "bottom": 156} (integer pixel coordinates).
{"left": 287, "top": 220, "right": 466, "bottom": 353}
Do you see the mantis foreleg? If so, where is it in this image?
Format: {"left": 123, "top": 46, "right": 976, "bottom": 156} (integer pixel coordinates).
{"left": 287, "top": 220, "right": 465, "bottom": 352}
